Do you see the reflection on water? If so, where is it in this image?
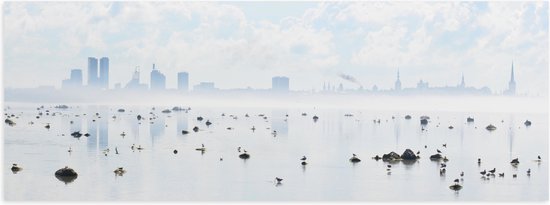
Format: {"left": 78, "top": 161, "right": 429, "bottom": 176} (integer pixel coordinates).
{"left": 3, "top": 104, "right": 548, "bottom": 201}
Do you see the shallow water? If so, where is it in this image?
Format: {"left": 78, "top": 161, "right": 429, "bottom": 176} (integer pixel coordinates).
{"left": 3, "top": 103, "right": 548, "bottom": 201}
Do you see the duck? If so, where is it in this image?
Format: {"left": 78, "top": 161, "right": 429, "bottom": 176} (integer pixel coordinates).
{"left": 114, "top": 167, "right": 126, "bottom": 175}
{"left": 301, "top": 161, "right": 307, "bottom": 166}
{"left": 275, "top": 177, "right": 283, "bottom": 184}
{"left": 11, "top": 164, "right": 22, "bottom": 172}
{"left": 312, "top": 115, "right": 319, "bottom": 121}
{"left": 449, "top": 179, "right": 462, "bottom": 191}
{"left": 205, "top": 120, "right": 212, "bottom": 126}
{"left": 349, "top": 154, "right": 361, "bottom": 163}
{"left": 195, "top": 144, "right": 206, "bottom": 151}
{"left": 181, "top": 130, "right": 189, "bottom": 135}
{"left": 510, "top": 158, "right": 520, "bottom": 165}
{"left": 480, "top": 170, "right": 487, "bottom": 175}
{"left": 498, "top": 173, "right": 504, "bottom": 177}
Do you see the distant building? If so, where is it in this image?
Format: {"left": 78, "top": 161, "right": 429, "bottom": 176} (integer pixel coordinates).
{"left": 505, "top": 62, "right": 516, "bottom": 95}
{"left": 62, "top": 69, "right": 83, "bottom": 89}
{"left": 99, "top": 57, "right": 109, "bottom": 89}
{"left": 194, "top": 82, "right": 216, "bottom": 92}
{"left": 338, "top": 83, "right": 344, "bottom": 92}
{"left": 87, "top": 57, "right": 98, "bottom": 87}
{"left": 459, "top": 73, "right": 465, "bottom": 88}
{"left": 125, "top": 67, "right": 148, "bottom": 90}
{"left": 394, "top": 69, "right": 402, "bottom": 91}
{"left": 272, "top": 76, "right": 289, "bottom": 92}
{"left": 150, "top": 64, "right": 166, "bottom": 90}
{"left": 416, "top": 79, "right": 429, "bottom": 89}
{"left": 177, "top": 72, "right": 189, "bottom": 92}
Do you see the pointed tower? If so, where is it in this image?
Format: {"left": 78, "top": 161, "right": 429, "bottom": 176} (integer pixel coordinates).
{"left": 394, "top": 69, "right": 402, "bottom": 91}
{"left": 508, "top": 61, "right": 516, "bottom": 95}
{"left": 459, "top": 73, "right": 465, "bottom": 88}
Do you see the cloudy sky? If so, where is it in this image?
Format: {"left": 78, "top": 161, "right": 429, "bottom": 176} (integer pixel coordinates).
{"left": 3, "top": 1, "right": 548, "bottom": 96}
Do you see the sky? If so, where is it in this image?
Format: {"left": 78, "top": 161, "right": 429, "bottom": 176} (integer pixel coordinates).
{"left": 3, "top": 1, "right": 549, "bottom": 96}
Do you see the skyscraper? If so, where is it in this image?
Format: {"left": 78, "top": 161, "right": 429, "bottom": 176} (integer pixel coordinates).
{"left": 150, "top": 64, "right": 166, "bottom": 90}
{"left": 459, "top": 73, "right": 465, "bottom": 88}
{"left": 394, "top": 69, "right": 402, "bottom": 91}
{"left": 272, "top": 76, "right": 289, "bottom": 92}
{"left": 62, "top": 69, "right": 83, "bottom": 89}
{"left": 87, "top": 57, "right": 98, "bottom": 87}
{"left": 99, "top": 57, "right": 109, "bottom": 89}
{"left": 177, "top": 72, "right": 189, "bottom": 92}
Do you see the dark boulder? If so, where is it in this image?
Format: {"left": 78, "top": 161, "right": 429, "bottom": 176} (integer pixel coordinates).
{"left": 382, "top": 152, "right": 401, "bottom": 161}
{"left": 239, "top": 153, "right": 250, "bottom": 159}
{"left": 55, "top": 166, "right": 78, "bottom": 177}
{"left": 430, "top": 153, "right": 443, "bottom": 160}
{"left": 467, "top": 117, "right": 474, "bottom": 123}
{"left": 192, "top": 126, "right": 199, "bottom": 132}
{"left": 420, "top": 119, "right": 428, "bottom": 125}
{"left": 182, "top": 130, "right": 189, "bottom": 135}
{"left": 401, "top": 149, "right": 418, "bottom": 160}
{"left": 405, "top": 115, "right": 412, "bottom": 120}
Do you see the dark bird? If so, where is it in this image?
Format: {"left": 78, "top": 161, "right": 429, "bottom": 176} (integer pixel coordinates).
{"left": 301, "top": 161, "right": 307, "bottom": 166}
{"left": 498, "top": 173, "right": 504, "bottom": 177}
{"left": 300, "top": 156, "right": 307, "bottom": 161}
{"left": 454, "top": 178, "right": 459, "bottom": 184}
{"left": 513, "top": 174, "right": 517, "bottom": 178}
{"left": 489, "top": 168, "right": 496, "bottom": 174}
{"left": 480, "top": 170, "right": 487, "bottom": 175}
{"left": 424, "top": 145, "right": 427, "bottom": 149}
{"left": 510, "top": 158, "right": 520, "bottom": 164}
{"left": 441, "top": 163, "right": 447, "bottom": 168}
{"left": 11, "top": 164, "right": 22, "bottom": 172}
{"left": 275, "top": 177, "right": 283, "bottom": 184}
{"left": 193, "top": 126, "right": 199, "bottom": 132}
{"left": 527, "top": 168, "right": 531, "bottom": 175}
{"left": 349, "top": 154, "right": 361, "bottom": 163}
{"left": 115, "top": 147, "right": 119, "bottom": 154}
{"left": 416, "top": 151, "right": 420, "bottom": 155}
{"left": 173, "top": 149, "right": 178, "bottom": 154}
{"left": 460, "top": 171, "right": 464, "bottom": 177}
{"left": 442, "top": 144, "right": 447, "bottom": 148}
{"left": 478, "top": 158, "right": 481, "bottom": 164}
{"left": 205, "top": 120, "right": 212, "bottom": 126}
{"left": 437, "top": 149, "right": 442, "bottom": 154}
{"left": 237, "top": 147, "right": 241, "bottom": 152}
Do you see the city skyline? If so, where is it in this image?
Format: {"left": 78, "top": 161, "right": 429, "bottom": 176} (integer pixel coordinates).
{"left": 3, "top": 2, "right": 548, "bottom": 96}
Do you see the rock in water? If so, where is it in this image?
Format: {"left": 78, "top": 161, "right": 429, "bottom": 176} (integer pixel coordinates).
{"left": 239, "top": 153, "right": 250, "bottom": 159}
{"left": 55, "top": 167, "right": 78, "bottom": 177}
{"left": 449, "top": 184, "right": 462, "bottom": 191}
{"left": 430, "top": 154, "right": 443, "bottom": 161}
{"left": 55, "top": 166, "right": 78, "bottom": 184}
{"left": 401, "top": 149, "right": 418, "bottom": 160}
{"left": 382, "top": 152, "right": 401, "bottom": 161}
{"left": 467, "top": 117, "right": 474, "bottom": 122}
{"left": 486, "top": 124, "right": 497, "bottom": 131}
{"left": 181, "top": 130, "right": 189, "bottom": 135}
{"left": 420, "top": 119, "right": 428, "bottom": 125}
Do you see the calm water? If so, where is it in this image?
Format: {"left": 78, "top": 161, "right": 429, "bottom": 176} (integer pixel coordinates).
{"left": 3, "top": 103, "right": 548, "bottom": 201}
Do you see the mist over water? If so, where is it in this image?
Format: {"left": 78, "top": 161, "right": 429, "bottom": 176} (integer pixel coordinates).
{"left": 3, "top": 97, "right": 548, "bottom": 200}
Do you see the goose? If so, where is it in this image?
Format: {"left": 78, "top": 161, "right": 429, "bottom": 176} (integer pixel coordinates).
{"left": 387, "top": 165, "right": 392, "bottom": 171}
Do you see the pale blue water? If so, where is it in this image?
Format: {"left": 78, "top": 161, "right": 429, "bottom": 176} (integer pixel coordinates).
{"left": 3, "top": 103, "right": 548, "bottom": 200}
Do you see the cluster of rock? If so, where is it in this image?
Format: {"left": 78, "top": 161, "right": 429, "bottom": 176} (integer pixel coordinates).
{"left": 373, "top": 149, "right": 419, "bottom": 162}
